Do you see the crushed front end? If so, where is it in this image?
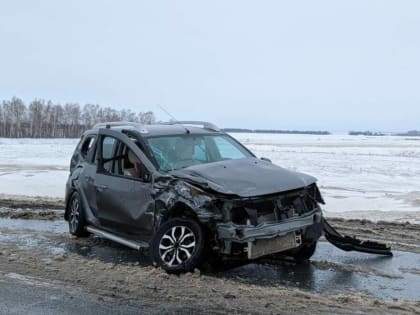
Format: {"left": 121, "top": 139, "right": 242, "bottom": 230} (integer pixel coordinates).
{"left": 216, "top": 184, "right": 324, "bottom": 260}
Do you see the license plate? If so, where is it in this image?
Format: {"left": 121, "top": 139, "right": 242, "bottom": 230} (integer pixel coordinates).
{"left": 247, "top": 232, "right": 301, "bottom": 260}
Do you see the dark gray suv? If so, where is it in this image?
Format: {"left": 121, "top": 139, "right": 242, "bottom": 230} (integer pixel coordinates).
{"left": 65, "top": 121, "right": 390, "bottom": 273}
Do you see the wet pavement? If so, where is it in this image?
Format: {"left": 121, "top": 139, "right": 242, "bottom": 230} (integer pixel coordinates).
{"left": 225, "top": 245, "right": 420, "bottom": 301}
{"left": 0, "top": 274, "right": 152, "bottom": 315}
{"left": 0, "top": 218, "right": 66, "bottom": 233}
{"left": 1, "top": 218, "right": 419, "bottom": 302}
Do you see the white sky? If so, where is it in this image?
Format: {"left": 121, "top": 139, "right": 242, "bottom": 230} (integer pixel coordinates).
{"left": 0, "top": 0, "right": 419, "bottom": 132}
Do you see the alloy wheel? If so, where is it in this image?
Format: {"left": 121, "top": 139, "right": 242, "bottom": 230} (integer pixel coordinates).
{"left": 69, "top": 197, "right": 80, "bottom": 233}
{"left": 159, "top": 226, "right": 196, "bottom": 267}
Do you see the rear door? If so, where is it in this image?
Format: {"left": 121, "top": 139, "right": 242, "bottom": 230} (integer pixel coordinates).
{"left": 70, "top": 134, "right": 99, "bottom": 218}
{"left": 79, "top": 135, "right": 99, "bottom": 217}
{"left": 94, "top": 129, "right": 157, "bottom": 239}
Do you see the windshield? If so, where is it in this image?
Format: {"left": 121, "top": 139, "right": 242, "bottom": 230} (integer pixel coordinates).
{"left": 145, "top": 134, "right": 253, "bottom": 172}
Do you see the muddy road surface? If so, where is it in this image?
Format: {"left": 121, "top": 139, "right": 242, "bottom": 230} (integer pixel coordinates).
{"left": 0, "top": 199, "right": 420, "bottom": 314}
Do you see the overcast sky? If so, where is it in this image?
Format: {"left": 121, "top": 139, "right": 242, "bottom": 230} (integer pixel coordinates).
{"left": 0, "top": 1, "right": 419, "bottom": 132}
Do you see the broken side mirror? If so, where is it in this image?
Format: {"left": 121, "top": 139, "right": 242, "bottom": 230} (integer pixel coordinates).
{"left": 261, "top": 157, "right": 272, "bottom": 163}
{"left": 141, "top": 164, "right": 152, "bottom": 183}
{"left": 143, "top": 172, "right": 152, "bottom": 182}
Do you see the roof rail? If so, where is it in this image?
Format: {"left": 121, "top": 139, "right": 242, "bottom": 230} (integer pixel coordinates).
{"left": 92, "top": 122, "right": 150, "bottom": 134}
{"left": 92, "top": 122, "right": 143, "bottom": 129}
{"left": 167, "top": 121, "right": 220, "bottom": 132}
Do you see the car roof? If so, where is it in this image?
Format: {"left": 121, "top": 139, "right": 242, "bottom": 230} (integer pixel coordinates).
{"left": 89, "top": 122, "right": 223, "bottom": 137}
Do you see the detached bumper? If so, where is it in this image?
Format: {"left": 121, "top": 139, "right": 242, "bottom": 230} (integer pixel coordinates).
{"left": 324, "top": 219, "right": 393, "bottom": 256}
{"left": 216, "top": 208, "right": 323, "bottom": 243}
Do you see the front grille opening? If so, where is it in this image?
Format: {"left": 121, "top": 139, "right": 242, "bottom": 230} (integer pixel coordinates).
{"left": 231, "top": 242, "right": 246, "bottom": 256}
{"left": 231, "top": 207, "right": 248, "bottom": 225}
{"left": 229, "top": 185, "right": 320, "bottom": 226}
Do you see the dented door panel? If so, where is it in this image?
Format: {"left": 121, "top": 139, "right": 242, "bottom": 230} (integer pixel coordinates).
{"left": 95, "top": 173, "right": 154, "bottom": 238}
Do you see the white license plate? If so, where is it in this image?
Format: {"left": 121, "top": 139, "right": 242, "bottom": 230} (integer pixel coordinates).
{"left": 247, "top": 232, "right": 302, "bottom": 260}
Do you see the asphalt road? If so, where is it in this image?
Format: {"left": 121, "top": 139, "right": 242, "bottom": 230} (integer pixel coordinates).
{"left": 0, "top": 273, "right": 147, "bottom": 315}
{"left": 1, "top": 217, "right": 420, "bottom": 302}
{"left": 0, "top": 215, "right": 419, "bottom": 314}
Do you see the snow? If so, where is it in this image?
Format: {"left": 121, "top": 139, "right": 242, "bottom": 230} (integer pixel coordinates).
{"left": 0, "top": 134, "right": 419, "bottom": 222}
{"left": 233, "top": 133, "right": 420, "bottom": 222}
{"left": 0, "top": 138, "right": 78, "bottom": 198}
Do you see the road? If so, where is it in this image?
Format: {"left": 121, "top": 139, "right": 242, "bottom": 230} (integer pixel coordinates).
{"left": 0, "top": 207, "right": 419, "bottom": 314}
{"left": 0, "top": 273, "right": 150, "bottom": 315}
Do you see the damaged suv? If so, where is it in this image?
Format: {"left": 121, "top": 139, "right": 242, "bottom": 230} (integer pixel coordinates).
{"left": 65, "top": 121, "right": 391, "bottom": 273}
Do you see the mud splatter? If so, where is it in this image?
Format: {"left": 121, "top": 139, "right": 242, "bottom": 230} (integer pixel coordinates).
{"left": 0, "top": 194, "right": 64, "bottom": 210}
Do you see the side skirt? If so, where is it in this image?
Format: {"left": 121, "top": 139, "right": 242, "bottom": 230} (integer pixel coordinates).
{"left": 86, "top": 226, "right": 149, "bottom": 251}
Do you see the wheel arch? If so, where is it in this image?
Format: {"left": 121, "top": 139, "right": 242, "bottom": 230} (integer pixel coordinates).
{"left": 158, "top": 201, "right": 215, "bottom": 246}
{"left": 151, "top": 214, "right": 206, "bottom": 273}
{"left": 161, "top": 201, "right": 200, "bottom": 223}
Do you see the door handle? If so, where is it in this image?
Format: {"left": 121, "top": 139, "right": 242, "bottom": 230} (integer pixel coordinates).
{"left": 95, "top": 184, "right": 108, "bottom": 191}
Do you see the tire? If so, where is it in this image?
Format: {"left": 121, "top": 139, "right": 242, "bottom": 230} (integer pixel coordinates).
{"left": 290, "top": 242, "right": 317, "bottom": 263}
{"left": 68, "top": 192, "right": 89, "bottom": 237}
{"left": 151, "top": 218, "right": 205, "bottom": 273}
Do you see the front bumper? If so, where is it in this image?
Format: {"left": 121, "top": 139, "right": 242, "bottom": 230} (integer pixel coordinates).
{"left": 216, "top": 208, "right": 323, "bottom": 243}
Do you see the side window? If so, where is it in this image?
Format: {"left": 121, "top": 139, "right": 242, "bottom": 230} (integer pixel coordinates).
{"left": 101, "top": 136, "right": 117, "bottom": 172}
{"left": 80, "top": 136, "right": 96, "bottom": 160}
{"left": 213, "top": 136, "right": 247, "bottom": 160}
{"left": 100, "top": 136, "right": 149, "bottom": 181}
{"left": 121, "top": 145, "right": 148, "bottom": 180}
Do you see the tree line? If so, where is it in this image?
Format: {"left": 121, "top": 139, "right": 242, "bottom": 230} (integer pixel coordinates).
{"left": 0, "top": 97, "right": 155, "bottom": 138}
{"left": 348, "top": 131, "right": 385, "bottom": 136}
{"left": 396, "top": 130, "right": 420, "bottom": 137}
{"left": 223, "top": 128, "right": 331, "bottom": 135}
{"left": 349, "top": 130, "right": 420, "bottom": 136}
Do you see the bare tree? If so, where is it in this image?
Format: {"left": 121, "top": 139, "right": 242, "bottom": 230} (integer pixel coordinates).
{"left": 51, "top": 104, "right": 63, "bottom": 137}
{"left": 0, "top": 102, "right": 5, "bottom": 136}
{"left": 0, "top": 97, "right": 155, "bottom": 138}
{"left": 139, "top": 111, "right": 156, "bottom": 124}
{"left": 29, "top": 99, "right": 45, "bottom": 138}
{"left": 7, "top": 97, "right": 25, "bottom": 137}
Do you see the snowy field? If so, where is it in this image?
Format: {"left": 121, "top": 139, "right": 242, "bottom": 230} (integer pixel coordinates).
{"left": 235, "top": 133, "right": 420, "bottom": 222}
{"left": 0, "top": 134, "right": 419, "bottom": 222}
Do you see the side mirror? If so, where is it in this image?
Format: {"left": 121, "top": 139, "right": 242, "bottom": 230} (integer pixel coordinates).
{"left": 143, "top": 172, "right": 152, "bottom": 182}
{"left": 260, "top": 157, "right": 272, "bottom": 163}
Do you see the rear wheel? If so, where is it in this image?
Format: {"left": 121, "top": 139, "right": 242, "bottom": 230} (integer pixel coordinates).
{"left": 68, "top": 192, "right": 89, "bottom": 237}
{"left": 151, "top": 218, "right": 205, "bottom": 273}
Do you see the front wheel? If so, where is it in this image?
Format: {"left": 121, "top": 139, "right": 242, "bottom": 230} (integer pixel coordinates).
{"left": 151, "top": 218, "right": 205, "bottom": 273}
{"left": 68, "top": 192, "right": 89, "bottom": 237}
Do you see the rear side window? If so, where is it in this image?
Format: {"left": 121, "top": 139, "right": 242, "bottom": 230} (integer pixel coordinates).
{"left": 80, "top": 136, "right": 96, "bottom": 161}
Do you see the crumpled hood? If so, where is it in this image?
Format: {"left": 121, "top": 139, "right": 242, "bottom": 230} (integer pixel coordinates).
{"left": 171, "top": 158, "right": 317, "bottom": 197}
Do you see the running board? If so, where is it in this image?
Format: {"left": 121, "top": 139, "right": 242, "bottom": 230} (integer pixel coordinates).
{"left": 323, "top": 220, "right": 393, "bottom": 256}
{"left": 86, "top": 226, "right": 149, "bottom": 251}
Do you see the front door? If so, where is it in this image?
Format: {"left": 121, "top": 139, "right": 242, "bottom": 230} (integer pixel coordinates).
{"left": 94, "top": 130, "right": 156, "bottom": 239}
